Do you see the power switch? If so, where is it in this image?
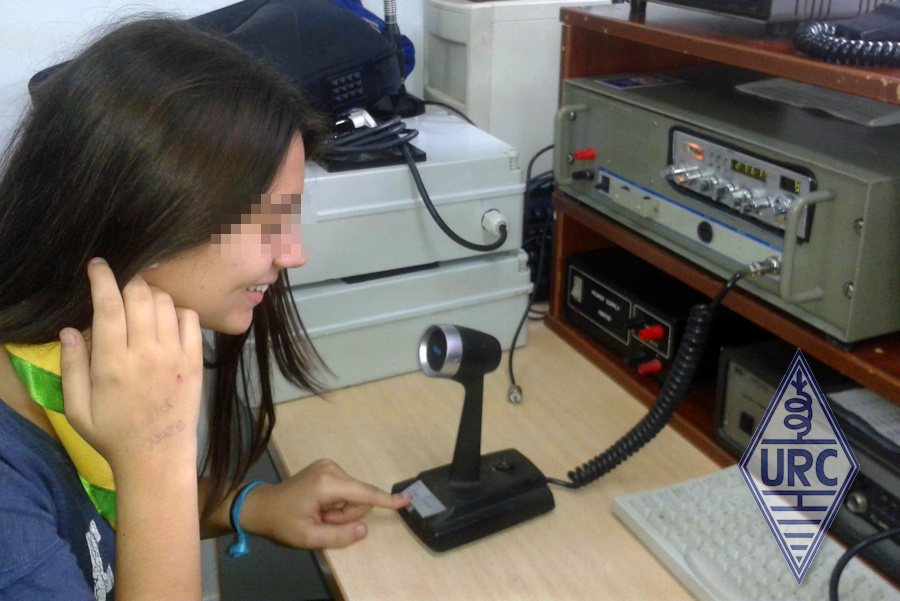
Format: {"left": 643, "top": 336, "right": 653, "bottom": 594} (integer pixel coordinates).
{"left": 638, "top": 325, "right": 665, "bottom": 341}
{"left": 573, "top": 148, "right": 596, "bottom": 161}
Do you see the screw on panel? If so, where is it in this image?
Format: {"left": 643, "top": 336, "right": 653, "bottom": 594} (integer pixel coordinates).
{"left": 843, "top": 282, "right": 855, "bottom": 299}
{"left": 567, "top": 112, "right": 577, "bottom": 121}
{"left": 567, "top": 154, "right": 575, "bottom": 164}
{"left": 853, "top": 218, "right": 863, "bottom": 235}
{"left": 493, "top": 458, "right": 513, "bottom": 472}
{"left": 846, "top": 491, "right": 868, "bottom": 514}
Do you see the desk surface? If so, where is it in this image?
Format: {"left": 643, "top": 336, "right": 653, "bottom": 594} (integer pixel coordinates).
{"left": 271, "top": 321, "right": 720, "bottom": 600}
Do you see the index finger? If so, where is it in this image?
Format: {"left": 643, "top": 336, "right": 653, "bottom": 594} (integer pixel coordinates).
{"left": 87, "top": 258, "right": 127, "bottom": 356}
{"left": 323, "top": 502, "right": 373, "bottom": 524}
{"left": 320, "top": 477, "right": 411, "bottom": 511}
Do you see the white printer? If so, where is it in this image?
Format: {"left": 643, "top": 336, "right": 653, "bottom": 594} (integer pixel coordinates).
{"left": 423, "top": 0, "right": 611, "bottom": 173}
{"left": 267, "top": 111, "right": 532, "bottom": 402}
{"left": 291, "top": 112, "right": 524, "bottom": 285}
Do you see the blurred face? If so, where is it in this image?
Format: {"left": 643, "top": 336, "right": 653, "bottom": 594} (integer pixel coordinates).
{"left": 141, "top": 135, "right": 308, "bottom": 334}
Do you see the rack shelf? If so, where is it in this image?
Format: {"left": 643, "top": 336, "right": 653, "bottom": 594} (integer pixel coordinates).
{"left": 560, "top": 3, "right": 900, "bottom": 104}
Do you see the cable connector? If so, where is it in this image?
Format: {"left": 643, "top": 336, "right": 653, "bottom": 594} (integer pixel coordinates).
{"left": 481, "top": 209, "right": 509, "bottom": 238}
{"left": 740, "top": 256, "right": 781, "bottom": 278}
{"left": 346, "top": 109, "right": 376, "bottom": 130}
{"left": 507, "top": 385, "right": 523, "bottom": 404}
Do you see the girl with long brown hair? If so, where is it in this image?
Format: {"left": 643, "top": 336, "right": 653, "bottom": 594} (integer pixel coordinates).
{"left": 0, "top": 17, "right": 409, "bottom": 600}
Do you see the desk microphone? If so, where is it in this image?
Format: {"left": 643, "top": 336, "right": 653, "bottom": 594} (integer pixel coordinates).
{"left": 392, "top": 325, "right": 554, "bottom": 552}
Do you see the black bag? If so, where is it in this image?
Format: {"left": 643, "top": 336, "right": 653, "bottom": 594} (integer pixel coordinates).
{"left": 30, "top": 0, "right": 403, "bottom": 116}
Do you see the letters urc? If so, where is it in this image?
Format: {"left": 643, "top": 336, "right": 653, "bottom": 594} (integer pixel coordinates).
{"left": 760, "top": 448, "right": 838, "bottom": 487}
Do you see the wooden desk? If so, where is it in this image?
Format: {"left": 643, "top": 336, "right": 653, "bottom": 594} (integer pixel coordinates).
{"left": 271, "top": 321, "right": 720, "bottom": 600}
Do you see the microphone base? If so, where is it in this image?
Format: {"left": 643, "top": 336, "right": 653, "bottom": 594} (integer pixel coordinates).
{"left": 391, "top": 448, "right": 554, "bottom": 552}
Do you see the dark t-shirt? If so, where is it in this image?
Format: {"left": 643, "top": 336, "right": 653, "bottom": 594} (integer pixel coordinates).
{"left": 0, "top": 397, "right": 116, "bottom": 600}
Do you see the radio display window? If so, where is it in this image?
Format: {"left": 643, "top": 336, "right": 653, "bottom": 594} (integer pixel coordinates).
{"left": 731, "top": 160, "right": 767, "bottom": 182}
{"left": 780, "top": 176, "right": 802, "bottom": 194}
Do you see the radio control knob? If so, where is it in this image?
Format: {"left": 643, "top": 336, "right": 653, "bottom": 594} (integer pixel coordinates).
{"left": 742, "top": 196, "right": 773, "bottom": 215}
{"left": 771, "top": 195, "right": 793, "bottom": 214}
{"left": 680, "top": 167, "right": 706, "bottom": 182}
{"left": 696, "top": 175, "right": 721, "bottom": 193}
{"left": 662, "top": 164, "right": 712, "bottom": 185}
{"left": 661, "top": 164, "right": 691, "bottom": 179}
{"left": 726, "top": 187, "right": 751, "bottom": 210}
{"left": 714, "top": 181, "right": 738, "bottom": 201}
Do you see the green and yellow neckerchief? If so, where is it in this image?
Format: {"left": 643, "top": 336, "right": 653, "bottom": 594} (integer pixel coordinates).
{"left": 5, "top": 342, "right": 116, "bottom": 525}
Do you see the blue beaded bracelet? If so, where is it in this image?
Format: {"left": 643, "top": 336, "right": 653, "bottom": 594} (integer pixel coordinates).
{"left": 227, "top": 481, "right": 265, "bottom": 558}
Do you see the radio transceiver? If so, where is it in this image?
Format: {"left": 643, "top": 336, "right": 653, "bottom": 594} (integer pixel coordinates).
{"left": 554, "top": 64, "right": 900, "bottom": 344}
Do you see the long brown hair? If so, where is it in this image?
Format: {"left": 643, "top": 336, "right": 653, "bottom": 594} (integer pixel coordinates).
{"left": 0, "top": 17, "right": 328, "bottom": 521}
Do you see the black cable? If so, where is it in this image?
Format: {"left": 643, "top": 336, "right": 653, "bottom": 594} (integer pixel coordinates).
{"left": 547, "top": 270, "right": 747, "bottom": 489}
{"left": 330, "top": 116, "right": 404, "bottom": 145}
{"left": 530, "top": 170, "right": 554, "bottom": 184}
{"left": 507, "top": 215, "right": 551, "bottom": 401}
{"left": 328, "top": 132, "right": 419, "bottom": 154}
{"left": 400, "top": 144, "right": 507, "bottom": 252}
{"left": 323, "top": 119, "right": 417, "bottom": 154}
{"left": 322, "top": 115, "right": 508, "bottom": 253}
{"left": 325, "top": 125, "right": 418, "bottom": 154}
{"left": 422, "top": 100, "right": 476, "bottom": 126}
{"left": 829, "top": 527, "right": 900, "bottom": 601}
{"left": 337, "top": 121, "right": 409, "bottom": 146}
{"left": 712, "top": 272, "right": 743, "bottom": 306}
{"left": 506, "top": 144, "right": 555, "bottom": 403}
{"left": 527, "top": 180, "right": 554, "bottom": 197}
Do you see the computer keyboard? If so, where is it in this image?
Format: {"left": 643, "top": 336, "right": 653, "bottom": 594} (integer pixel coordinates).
{"left": 612, "top": 465, "right": 900, "bottom": 601}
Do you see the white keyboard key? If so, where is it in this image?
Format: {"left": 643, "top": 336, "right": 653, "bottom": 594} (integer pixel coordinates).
{"left": 685, "top": 549, "right": 752, "bottom": 601}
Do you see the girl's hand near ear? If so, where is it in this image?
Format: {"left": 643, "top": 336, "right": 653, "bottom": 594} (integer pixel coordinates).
{"left": 58, "top": 257, "right": 203, "bottom": 600}
{"left": 59, "top": 258, "right": 203, "bottom": 472}
{"left": 239, "top": 459, "right": 411, "bottom": 549}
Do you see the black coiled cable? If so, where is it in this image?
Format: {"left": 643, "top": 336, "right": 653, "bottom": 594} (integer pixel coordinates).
{"left": 547, "top": 272, "right": 744, "bottom": 489}
{"left": 794, "top": 21, "right": 900, "bottom": 67}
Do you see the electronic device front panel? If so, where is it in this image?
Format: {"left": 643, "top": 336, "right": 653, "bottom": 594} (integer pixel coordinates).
{"left": 554, "top": 64, "right": 900, "bottom": 344}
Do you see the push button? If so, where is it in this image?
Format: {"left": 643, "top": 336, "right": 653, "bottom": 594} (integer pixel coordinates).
{"left": 637, "top": 359, "right": 663, "bottom": 375}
